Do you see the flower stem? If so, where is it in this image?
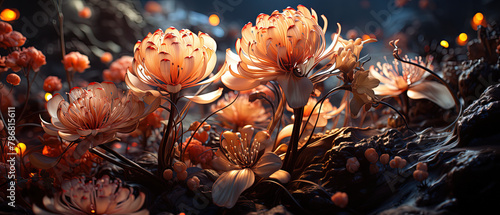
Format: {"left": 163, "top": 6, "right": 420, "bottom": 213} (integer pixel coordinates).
{"left": 158, "top": 93, "right": 178, "bottom": 176}
{"left": 283, "top": 107, "right": 304, "bottom": 175}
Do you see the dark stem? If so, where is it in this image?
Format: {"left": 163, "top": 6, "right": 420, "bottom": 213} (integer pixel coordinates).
{"left": 98, "top": 144, "right": 157, "bottom": 179}
{"left": 18, "top": 69, "right": 31, "bottom": 123}
{"left": 400, "top": 91, "right": 410, "bottom": 122}
{"left": 283, "top": 107, "right": 304, "bottom": 174}
{"left": 53, "top": 0, "right": 70, "bottom": 89}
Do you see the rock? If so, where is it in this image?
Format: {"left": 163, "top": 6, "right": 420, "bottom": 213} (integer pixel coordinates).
{"left": 457, "top": 83, "right": 500, "bottom": 146}
{"left": 458, "top": 58, "right": 500, "bottom": 107}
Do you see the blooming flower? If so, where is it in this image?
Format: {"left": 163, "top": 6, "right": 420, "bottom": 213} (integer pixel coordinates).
{"left": 103, "top": 56, "right": 133, "bottom": 83}
{"left": 43, "top": 76, "right": 63, "bottom": 92}
{"left": 333, "top": 37, "right": 376, "bottom": 77}
{"left": 369, "top": 56, "right": 454, "bottom": 109}
{"left": 33, "top": 175, "right": 149, "bottom": 215}
{"left": 63, "top": 51, "right": 90, "bottom": 73}
{"left": 0, "top": 30, "right": 26, "bottom": 48}
{"left": 211, "top": 125, "right": 282, "bottom": 208}
{"left": 4, "top": 46, "right": 46, "bottom": 72}
{"left": 6, "top": 73, "right": 20, "bottom": 86}
{"left": 350, "top": 69, "right": 380, "bottom": 117}
{"left": 220, "top": 5, "right": 342, "bottom": 108}
{"left": 41, "top": 82, "right": 158, "bottom": 157}
{"left": 211, "top": 91, "right": 270, "bottom": 131}
{"left": 126, "top": 27, "right": 223, "bottom": 104}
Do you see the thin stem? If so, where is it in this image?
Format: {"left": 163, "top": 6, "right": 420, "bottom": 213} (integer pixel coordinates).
{"left": 158, "top": 93, "right": 178, "bottom": 175}
{"left": 52, "top": 0, "right": 70, "bottom": 89}
{"left": 98, "top": 144, "right": 157, "bottom": 179}
{"left": 283, "top": 107, "right": 304, "bottom": 174}
{"left": 259, "top": 180, "right": 311, "bottom": 214}
{"left": 18, "top": 69, "right": 32, "bottom": 123}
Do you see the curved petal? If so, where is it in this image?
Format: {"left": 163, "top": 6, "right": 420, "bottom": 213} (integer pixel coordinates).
{"left": 211, "top": 150, "right": 240, "bottom": 171}
{"left": 269, "top": 170, "right": 291, "bottom": 183}
{"left": 184, "top": 88, "right": 223, "bottom": 104}
{"left": 212, "top": 168, "right": 255, "bottom": 208}
{"left": 252, "top": 152, "right": 282, "bottom": 178}
{"left": 277, "top": 74, "right": 313, "bottom": 109}
{"left": 29, "top": 152, "right": 59, "bottom": 169}
{"left": 221, "top": 70, "right": 262, "bottom": 91}
{"left": 350, "top": 94, "right": 365, "bottom": 118}
{"left": 276, "top": 124, "right": 293, "bottom": 146}
{"left": 47, "top": 93, "right": 64, "bottom": 118}
{"left": 407, "top": 81, "right": 454, "bottom": 109}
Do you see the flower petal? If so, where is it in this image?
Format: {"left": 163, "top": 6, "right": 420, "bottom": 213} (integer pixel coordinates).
{"left": 29, "top": 152, "right": 59, "bottom": 169}
{"left": 252, "top": 152, "right": 282, "bottom": 178}
{"left": 212, "top": 168, "right": 255, "bottom": 208}
{"left": 407, "top": 81, "right": 454, "bottom": 109}
{"left": 269, "top": 170, "right": 291, "bottom": 183}
{"left": 277, "top": 74, "right": 313, "bottom": 109}
{"left": 184, "top": 88, "right": 223, "bottom": 104}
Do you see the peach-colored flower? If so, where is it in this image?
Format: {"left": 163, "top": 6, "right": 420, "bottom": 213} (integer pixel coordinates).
{"left": 63, "top": 51, "right": 90, "bottom": 73}
{"left": 103, "top": 56, "right": 133, "bottom": 83}
{"left": 126, "top": 28, "right": 223, "bottom": 104}
{"left": 350, "top": 69, "right": 380, "bottom": 117}
{"left": 220, "top": 5, "right": 342, "bottom": 108}
{"left": 333, "top": 37, "right": 376, "bottom": 78}
{"left": 288, "top": 97, "right": 344, "bottom": 128}
{"left": 41, "top": 82, "right": 158, "bottom": 157}
{"left": 43, "top": 76, "right": 63, "bottom": 92}
{"left": 4, "top": 47, "right": 46, "bottom": 72}
{"left": 369, "top": 56, "right": 454, "bottom": 109}
{"left": 211, "top": 91, "right": 270, "bottom": 131}
{"left": 0, "top": 21, "right": 13, "bottom": 34}
{"left": 211, "top": 125, "right": 282, "bottom": 208}
{"left": 33, "top": 175, "right": 149, "bottom": 215}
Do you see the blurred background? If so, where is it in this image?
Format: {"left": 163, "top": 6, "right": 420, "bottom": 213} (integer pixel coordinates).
{"left": 0, "top": 0, "right": 499, "bottom": 85}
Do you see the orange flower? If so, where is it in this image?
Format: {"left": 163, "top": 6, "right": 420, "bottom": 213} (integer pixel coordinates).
{"left": 43, "top": 76, "right": 62, "bottom": 92}
{"left": 126, "top": 28, "right": 223, "bottom": 104}
{"left": 331, "top": 192, "right": 348, "bottom": 208}
{"left": 4, "top": 47, "right": 46, "bottom": 72}
{"left": 220, "top": 5, "right": 342, "bottom": 108}
{"left": 369, "top": 56, "right": 454, "bottom": 109}
{"left": 334, "top": 37, "right": 376, "bottom": 77}
{"left": 41, "top": 82, "right": 159, "bottom": 157}
{"left": 100, "top": 52, "right": 113, "bottom": 63}
{"left": 103, "top": 56, "right": 133, "bottom": 83}
{"left": 6, "top": 73, "right": 20, "bottom": 85}
{"left": 0, "top": 21, "right": 13, "bottom": 34}
{"left": 211, "top": 91, "right": 270, "bottom": 131}
{"left": 62, "top": 51, "right": 90, "bottom": 73}
{"left": 0, "top": 30, "right": 26, "bottom": 48}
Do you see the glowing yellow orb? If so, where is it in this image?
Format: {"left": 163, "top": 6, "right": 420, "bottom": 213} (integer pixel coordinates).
{"left": 440, "top": 40, "right": 449, "bottom": 48}
{"left": 209, "top": 14, "right": 220, "bottom": 26}
{"left": 473, "top": 12, "right": 483, "bottom": 25}
{"left": 45, "top": 92, "right": 53, "bottom": 101}
{"left": 0, "top": 9, "right": 19, "bottom": 21}
{"left": 16, "top": 142, "right": 26, "bottom": 154}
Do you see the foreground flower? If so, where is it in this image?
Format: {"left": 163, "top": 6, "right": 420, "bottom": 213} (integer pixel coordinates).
{"left": 221, "top": 5, "right": 341, "bottom": 108}
{"left": 126, "top": 27, "right": 223, "bottom": 103}
{"left": 334, "top": 37, "right": 376, "bottom": 77}
{"left": 211, "top": 91, "right": 270, "bottom": 131}
{"left": 369, "top": 56, "right": 454, "bottom": 109}
{"left": 33, "top": 175, "right": 148, "bottom": 215}
{"left": 41, "top": 82, "right": 158, "bottom": 157}
{"left": 62, "top": 51, "right": 90, "bottom": 73}
{"left": 211, "top": 125, "right": 282, "bottom": 208}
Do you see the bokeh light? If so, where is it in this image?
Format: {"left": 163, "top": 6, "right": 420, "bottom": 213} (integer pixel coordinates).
{"left": 209, "top": 14, "right": 220, "bottom": 26}
{"left": 0, "top": 8, "right": 19, "bottom": 21}
{"left": 440, "top": 40, "right": 449, "bottom": 48}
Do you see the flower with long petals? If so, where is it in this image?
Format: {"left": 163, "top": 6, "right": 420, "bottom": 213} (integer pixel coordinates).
{"left": 221, "top": 5, "right": 342, "bottom": 108}
{"left": 33, "top": 175, "right": 148, "bottom": 215}
{"left": 211, "top": 91, "right": 270, "bottom": 131}
{"left": 350, "top": 69, "right": 380, "bottom": 117}
{"left": 334, "top": 37, "right": 376, "bottom": 77}
{"left": 63, "top": 51, "right": 90, "bottom": 73}
{"left": 41, "top": 82, "right": 158, "bottom": 157}
{"left": 369, "top": 56, "right": 454, "bottom": 109}
{"left": 126, "top": 27, "right": 223, "bottom": 104}
{"left": 211, "top": 125, "right": 282, "bottom": 208}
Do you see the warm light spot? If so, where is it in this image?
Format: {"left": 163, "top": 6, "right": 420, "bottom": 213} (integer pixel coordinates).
{"left": 179, "top": 213, "right": 186, "bottom": 215}
{"left": 209, "top": 14, "right": 220, "bottom": 26}
{"left": 79, "top": 7, "right": 92, "bottom": 19}
{"left": 90, "top": 209, "right": 96, "bottom": 214}
{"left": 473, "top": 12, "right": 483, "bottom": 25}
{"left": 457, "top": 33, "right": 468, "bottom": 46}
{"left": 100, "top": 52, "right": 113, "bottom": 64}
{"left": 362, "top": 34, "right": 371, "bottom": 40}
{"left": 16, "top": 142, "right": 26, "bottom": 154}
{"left": 440, "top": 40, "right": 449, "bottom": 48}
{"left": 42, "top": 146, "right": 50, "bottom": 155}
{"left": 0, "top": 8, "right": 19, "bottom": 21}
{"left": 45, "top": 92, "right": 53, "bottom": 101}
{"left": 113, "top": 142, "right": 122, "bottom": 149}
{"left": 131, "top": 142, "right": 138, "bottom": 147}
{"left": 30, "top": 173, "right": 35, "bottom": 177}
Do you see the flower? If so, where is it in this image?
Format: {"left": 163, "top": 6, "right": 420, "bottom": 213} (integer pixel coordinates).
{"left": 0, "top": 21, "right": 13, "bottom": 34}
{"left": 103, "top": 56, "right": 133, "bottom": 83}
{"left": 43, "top": 76, "right": 63, "bottom": 92}
{"left": 0, "top": 30, "right": 26, "bottom": 48}
{"left": 100, "top": 52, "right": 113, "bottom": 63}
{"left": 220, "top": 5, "right": 342, "bottom": 108}
{"left": 369, "top": 56, "right": 454, "bottom": 109}
{"left": 126, "top": 27, "right": 223, "bottom": 104}
{"left": 331, "top": 192, "right": 348, "bottom": 208}
{"left": 63, "top": 51, "right": 90, "bottom": 73}
{"left": 182, "top": 139, "right": 213, "bottom": 168}
{"left": 33, "top": 175, "right": 149, "bottom": 215}
{"left": 350, "top": 69, "right": 380, "bottom": 117}
{"left": 211, "top": 91, "right": 270, "bottom": 131}
{"left": 364, "top": 148, "right": 378, "bottom": 163}
{"left": 6, "top": 73, "right": 20, "bottom": 86}
{"left": 211, "top": 125, "right": 282, "bottom": 208}
{"left": 288, "top": 97, "right": 344, "bottom": 128}
{"left": 4, "top": 47, "right": 46, "bottom": 72}
{"left": 41, "top": 82, "right": 158, "bottom": 157}
{"left": 334, "top": 37, "right": 376, "bottom": 77}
